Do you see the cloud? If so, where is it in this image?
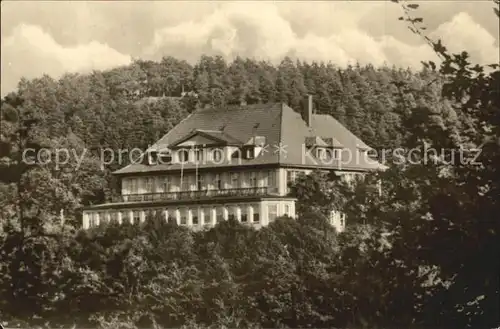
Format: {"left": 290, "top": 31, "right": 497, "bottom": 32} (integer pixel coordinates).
{"left": 430, "top": 12, "right": 499, "bottom": 65}
{"left": 144, "top": 3, "right": 497, "bottom": 69}
{"left": 1, "top": 2, "right": 498, "bottom": 96}
{"left": 1, "top": 24, "right": 131, "bottom": 96}
{"left": 145, "top": 2, "right": 395, "bottom": 65}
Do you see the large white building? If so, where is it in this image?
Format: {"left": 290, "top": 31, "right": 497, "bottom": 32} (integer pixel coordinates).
{"left": 82, "top": 97, "right": 384, "bottom": 232}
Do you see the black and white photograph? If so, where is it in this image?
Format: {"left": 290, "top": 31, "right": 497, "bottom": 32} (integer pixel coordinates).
{"left": 0, "top": 0, "right": 499, "bottom": 328}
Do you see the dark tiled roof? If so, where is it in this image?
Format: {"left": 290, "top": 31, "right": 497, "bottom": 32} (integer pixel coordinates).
{"left": 113, "top": 102, "right": 385, "bottom": 174}
{"left": 198, "top": 130, "right": 243, "bottom": 145}
{"left": 304, "top": 136, "right": 343, "bottom": 148}
{"left": 277, "top": 105, "right": 383, "bottom": 170}
{"left": 321, "top": 137, "right": 343, "bottom": 148}
{"left": 168, "top": 129, "right": 243, "bottom": 147}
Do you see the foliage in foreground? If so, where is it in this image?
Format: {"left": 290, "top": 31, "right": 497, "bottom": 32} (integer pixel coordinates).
{"left": 0, "top": 215, "right": 457, "bottom": 329}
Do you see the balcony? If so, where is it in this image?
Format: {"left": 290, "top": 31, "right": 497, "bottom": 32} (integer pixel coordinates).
{"left": 112, "top": 187, "right": 276, "bottom": 203}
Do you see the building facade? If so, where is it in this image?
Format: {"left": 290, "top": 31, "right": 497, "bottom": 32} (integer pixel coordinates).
{"left": 82, "top": 97, "right": 385, "bottom": 232}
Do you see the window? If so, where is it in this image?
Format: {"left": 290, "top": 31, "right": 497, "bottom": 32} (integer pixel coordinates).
{"left": 90, "top": 213, "right": 98, "bottom": 227}
{"left": 110, "top": 212, "right": 118, "bottom": 223}
{"left": 333, "top": 149, "right": 341, "bottom": 160}
{"left": 261, "top": 172, "right": 268, "bottom": 187}
{"left": 316, "top": 148, "right": 324, "bottom": 159}
{"left": 231, "top": 173, "right": 239, "bottom": 189}
{"left": 228, "top": 213, "right": 235, "bottom": 221}
{"left": 130, "top": 178, "right": 138, "bottom": 193}
{"left": 133, "top": 211, "right": 140, "bottom": 223}
{"left": 187, "top": 175, "right": 196, "bottom": 191}
{"left": 159, "top": 152, "right": 172, "bottom": 164}
{"left": 268, "top": 170, "right": 275, "bottom": 188}
{"left": 253, "top": 213, "right": 260, "bottom": 223}
{"left": 212, "top": 148, "right": 223, "bottom": 162}
{"left": 286, "top": 171, "right": 296, "bottom": 193}
{"left": 119, "top": 211, "right": 126, "bottom": 223}
{"left": 192, "top": 212, "right": 199, "bottom": 225}
{"left": 268, "top": 204, "right": 278, "bottom": 222}
{"left": 179, "top": 149, "right": 189, "bottom": 162}
{"left": 145, "top": 177, "right": 153, "bottom": 193}
{"left": 287, "top": 170, "right": 300, "bottom": 184}
{"left": 250, "top": 172, "right": 257, "bottom": 187}
{"left": 284, "top": 204, "right": 290, "bottom": 217}
{"left": 147, "top": 151, "right": 158, "bottom": 165}
{"left": 197, "top": 175, "right": 204, "bottom": 190}
{"left": 241, "top": 209, "right": 248, "bottom": 223}
{"left": 215, "top": 174, "right": 223, "bottom": 189}
{"left": 195, "top": 148, "right": 203, "bottom": 162}
{"left": 99, "top": 212, "right": 106, "bottom": 223}
{"left": 239, "top": 172, "right": 247, "bottom": 188}
{"left": 180, "top": 209, "right": 187, "bottom": 225}
{"left": 122, "top": 180, "right": 129, "bottom": 193}
{"left": 245, "top": 147, "right": 254, "bottom": 159}
{"left": 163, "top": 177, "right": 170, "bottom": 193}
{"left": 181, "top": 177, "right": 189, "bottom": 191}
{"left": 215, "top": 207, "right": 223, "bottom": 223}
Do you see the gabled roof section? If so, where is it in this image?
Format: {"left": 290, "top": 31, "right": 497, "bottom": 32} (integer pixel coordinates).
{"left": 304, "top": 136, "right": 343, "bottom": 148}
{"left": 150, "top": 103, "right": 282, "bottom": 151}
{"left": 321, "top": 137, "right": 343, "bottom": 148}
{"left": 113, "top": 102, "right": 384, "bottom": 175}
{"left": 245, "top": 136, "right": 267, "bottom": 146}
{"left": 113, "top": 103, "right": 283, "bottom": 174}
{"left": 199, "top": 130, "right": 243, "bottom": 145}
{"left": 279, "top": 105, "right": 382, "bottom": 170}
{"left": 305, "top": 136, "right": 327, "bottom": 147}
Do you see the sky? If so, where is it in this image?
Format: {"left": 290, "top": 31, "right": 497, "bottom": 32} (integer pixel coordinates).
{"left": 1, "top": 0, "right": 499, "bottom": 96}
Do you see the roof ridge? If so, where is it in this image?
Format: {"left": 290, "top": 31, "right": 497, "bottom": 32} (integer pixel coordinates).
{"left": 192, "top": 102, "right": 283, "bottom": 113}
{"left": 197, "top": 129, "right": 223, "bottom": 133}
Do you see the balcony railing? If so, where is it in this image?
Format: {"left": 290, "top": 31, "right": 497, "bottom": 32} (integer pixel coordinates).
{"left": 112, "top": 187, "right": 275, "bottom": 203}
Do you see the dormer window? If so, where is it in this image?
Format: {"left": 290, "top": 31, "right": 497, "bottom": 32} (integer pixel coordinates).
{"left": 157, "top": 148, "right": 172, "bottom": 164}
{"left": 333, "top": 149, "right": 341, "bottom": 160}
{"left": 160, "top": 153, "right": 172, "bottom": 164}
{"left": 316, "top": 147, "right": 328, "bottom": 161}
{"left": 254, "top": 136, "right": 266, "bottom": 147}
{"left": 243, "top": 146, "right": 255, "bottom": 159}
{"left": 179, "top": 149, "right": 189, "bottom": 163}
{"left": 147, "top": 151, "right": 158, "bottom": 165}
{"left": 212, "top": 148, "right": 223, "bottom": 162}
{"left": 194, "top": 148, "right": 203, "bottom": 162}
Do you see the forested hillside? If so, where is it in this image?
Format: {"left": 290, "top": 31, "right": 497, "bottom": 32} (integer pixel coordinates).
{"left": 0, "top": 2, "right": 499, "bottom": 327}
{"left": 1, "top": 55, "right": 460, "bottom": 223}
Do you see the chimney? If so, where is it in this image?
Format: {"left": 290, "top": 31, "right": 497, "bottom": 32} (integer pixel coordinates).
{"left": 301, "top": 95, "right": 313, "bottom": 127}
